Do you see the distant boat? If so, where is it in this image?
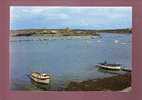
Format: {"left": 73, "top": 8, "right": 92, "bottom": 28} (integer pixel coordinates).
{"left": 114, "top": 40, "right": 119, "bottom": 44}
{"left": 96, "top": 61, "right": 122, "bottom": 70}
{"left": 28, "top": 72, "right": 51, "bottom": 84}
{"left": 120, "top": 42, "right": 127, "bottom": 45}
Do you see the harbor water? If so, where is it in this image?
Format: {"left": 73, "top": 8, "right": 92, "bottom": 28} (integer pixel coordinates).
{"left": 10, "top": 33, "right": 132, "bottom": 90}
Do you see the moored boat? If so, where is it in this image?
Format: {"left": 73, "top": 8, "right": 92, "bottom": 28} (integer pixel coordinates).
{"left": 28, "top": 72, "right": 51, "bottom": 84}
{"left": 96, "top": 61, "right": 122, "bottom": 70}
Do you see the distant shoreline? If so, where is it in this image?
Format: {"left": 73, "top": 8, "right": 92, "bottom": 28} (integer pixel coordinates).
{"left": 10, "top": 28, "right": 132, "bottom": 37}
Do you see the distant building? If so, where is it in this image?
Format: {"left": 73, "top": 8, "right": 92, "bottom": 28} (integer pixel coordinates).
{"left": 51, "top": 30, "right": 58, "bottom": 33}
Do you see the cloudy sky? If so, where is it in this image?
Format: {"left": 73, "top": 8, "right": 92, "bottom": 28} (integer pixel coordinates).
{"left": 10, "top": 6, "right": 132, "bottom": 30}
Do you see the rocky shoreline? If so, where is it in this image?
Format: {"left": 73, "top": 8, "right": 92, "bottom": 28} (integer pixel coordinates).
{"left": 65, "top": 72, "right": 131, "bottom": 91}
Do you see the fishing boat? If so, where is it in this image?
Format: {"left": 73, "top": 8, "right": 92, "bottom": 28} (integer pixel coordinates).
{"left": 96, "top": 61, "right": 122, "bottom": 70}
{"left": 28, "top": 72, "right": 51, "bottom": 84}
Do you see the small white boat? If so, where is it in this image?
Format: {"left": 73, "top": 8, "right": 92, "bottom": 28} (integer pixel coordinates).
{"left": 96, "top": 62, "right": 122, "bottom": 70}
{"left": 120, "top": 42, "right": 127, "bottom": 45}
{"left": 114, "top": 40, "right": 119, "bottom": 44}
{"left": 29, "top": 72, "right": 51, "bottom": 84}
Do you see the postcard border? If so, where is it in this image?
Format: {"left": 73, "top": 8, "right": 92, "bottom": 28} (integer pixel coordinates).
{"left": 0, "top": 0, "right": 142, "bottom": 100}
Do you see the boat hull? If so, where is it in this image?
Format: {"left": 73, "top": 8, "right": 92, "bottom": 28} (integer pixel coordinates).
{"left": 31, "top": 76, "right": 50, "bottom": 84}
{"left": 96, "top": 64, "right": 121, "bottom": 70}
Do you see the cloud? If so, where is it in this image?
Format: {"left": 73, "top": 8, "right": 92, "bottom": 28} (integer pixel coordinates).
{"left": 10, "top": 6, "right": 132, "bottom": 30}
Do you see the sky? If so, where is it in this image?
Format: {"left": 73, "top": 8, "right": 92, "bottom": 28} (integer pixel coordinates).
{"left": 10, "top": 6, "right": 132, "bottom": 30}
